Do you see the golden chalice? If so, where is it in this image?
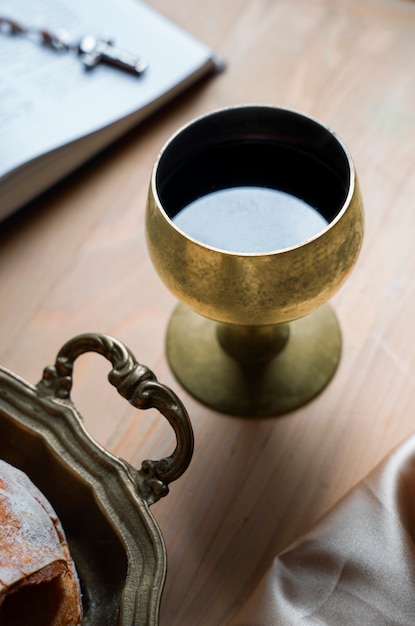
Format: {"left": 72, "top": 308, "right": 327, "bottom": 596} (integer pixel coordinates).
{"left": 146, "top": 106, "right": 364, "bottom": 416}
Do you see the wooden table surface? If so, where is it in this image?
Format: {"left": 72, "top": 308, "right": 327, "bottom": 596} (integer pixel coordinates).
{"left": 1, "top": 0, "right": 415, "bottom": 623}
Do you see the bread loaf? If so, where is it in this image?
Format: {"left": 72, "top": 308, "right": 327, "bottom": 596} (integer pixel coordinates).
{"left": 0, "top": 459, "right": 82, "bottom": 625}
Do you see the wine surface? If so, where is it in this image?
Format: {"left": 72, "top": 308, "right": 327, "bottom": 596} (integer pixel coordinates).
{"left": 173, "top": 186, "right": 328, "bottom": 253}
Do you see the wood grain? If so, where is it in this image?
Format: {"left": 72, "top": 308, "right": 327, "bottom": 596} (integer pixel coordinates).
{"left": 1, "top": 0, "right": 415, "bottom": 623}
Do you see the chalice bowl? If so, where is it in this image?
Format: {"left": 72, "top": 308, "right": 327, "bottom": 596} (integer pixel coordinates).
{"left": 146, "top": 106, "right": 364, "bottom": 417}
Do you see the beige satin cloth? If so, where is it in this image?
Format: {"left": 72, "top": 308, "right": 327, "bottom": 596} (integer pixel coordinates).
{"left": 228, "top": 435, "right": 415, "bottom": 625}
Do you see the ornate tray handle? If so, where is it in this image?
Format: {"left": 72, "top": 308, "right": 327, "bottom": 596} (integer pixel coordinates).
{"left": 37, "top": 333, "right": 194, "bottom": 504}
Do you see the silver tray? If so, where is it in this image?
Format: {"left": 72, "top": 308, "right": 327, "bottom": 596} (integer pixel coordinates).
{"left": 0, "top": 333, "right": 194, "bottom": 625}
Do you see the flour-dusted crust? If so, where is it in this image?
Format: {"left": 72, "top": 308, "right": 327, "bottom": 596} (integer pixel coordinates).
{"left": 0, "top": 459, "right": 82, "bottom": 625}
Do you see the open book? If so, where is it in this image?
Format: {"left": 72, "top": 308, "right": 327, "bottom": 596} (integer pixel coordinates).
{"left": 0, "top": 0, "right": 223, "bottom": 221}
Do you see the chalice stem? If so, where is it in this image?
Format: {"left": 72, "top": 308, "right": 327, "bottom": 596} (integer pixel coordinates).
{"left": 217, "top": 322, "right": 290, "bottom": 364}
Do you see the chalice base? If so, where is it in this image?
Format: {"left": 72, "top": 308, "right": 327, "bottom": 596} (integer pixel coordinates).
{"left": 166, "top": 303, "right": 341, "bottom": 417}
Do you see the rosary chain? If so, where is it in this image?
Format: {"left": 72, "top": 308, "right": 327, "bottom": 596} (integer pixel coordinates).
{"left": 0, "top": 16, "right": 73, "bottom": 51}
{"left": 0, "top": 15, "right": 147, "bottom": 74}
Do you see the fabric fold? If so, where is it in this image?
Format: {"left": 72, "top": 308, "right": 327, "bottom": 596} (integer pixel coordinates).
{"left": 228, "top": 434, "right": 415, "bottom": 625}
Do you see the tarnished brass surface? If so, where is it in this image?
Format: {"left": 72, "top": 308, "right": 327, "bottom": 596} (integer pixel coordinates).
{"left": 167, "top": 303, "right": 341, "bottom": 417}
{"left": 0, "top": 333, "right": 194, "bottom": 625}
{"left": 146, "top": 106, "right": 364, "bottom": 416}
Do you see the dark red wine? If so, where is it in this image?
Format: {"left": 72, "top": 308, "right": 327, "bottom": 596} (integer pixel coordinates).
{"left": 159, "top": 139, "right": 347, "bottom": 252}
{"left": 173, "top": 186, "right": 328, "bottom": 253}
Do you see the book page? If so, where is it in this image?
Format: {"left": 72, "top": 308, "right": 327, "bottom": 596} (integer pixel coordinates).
{"left": 0, "top": 0, "right": 215, "bottom": 180}
{"left": 1, "top": 0, "right": 92, "bottom": 135}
